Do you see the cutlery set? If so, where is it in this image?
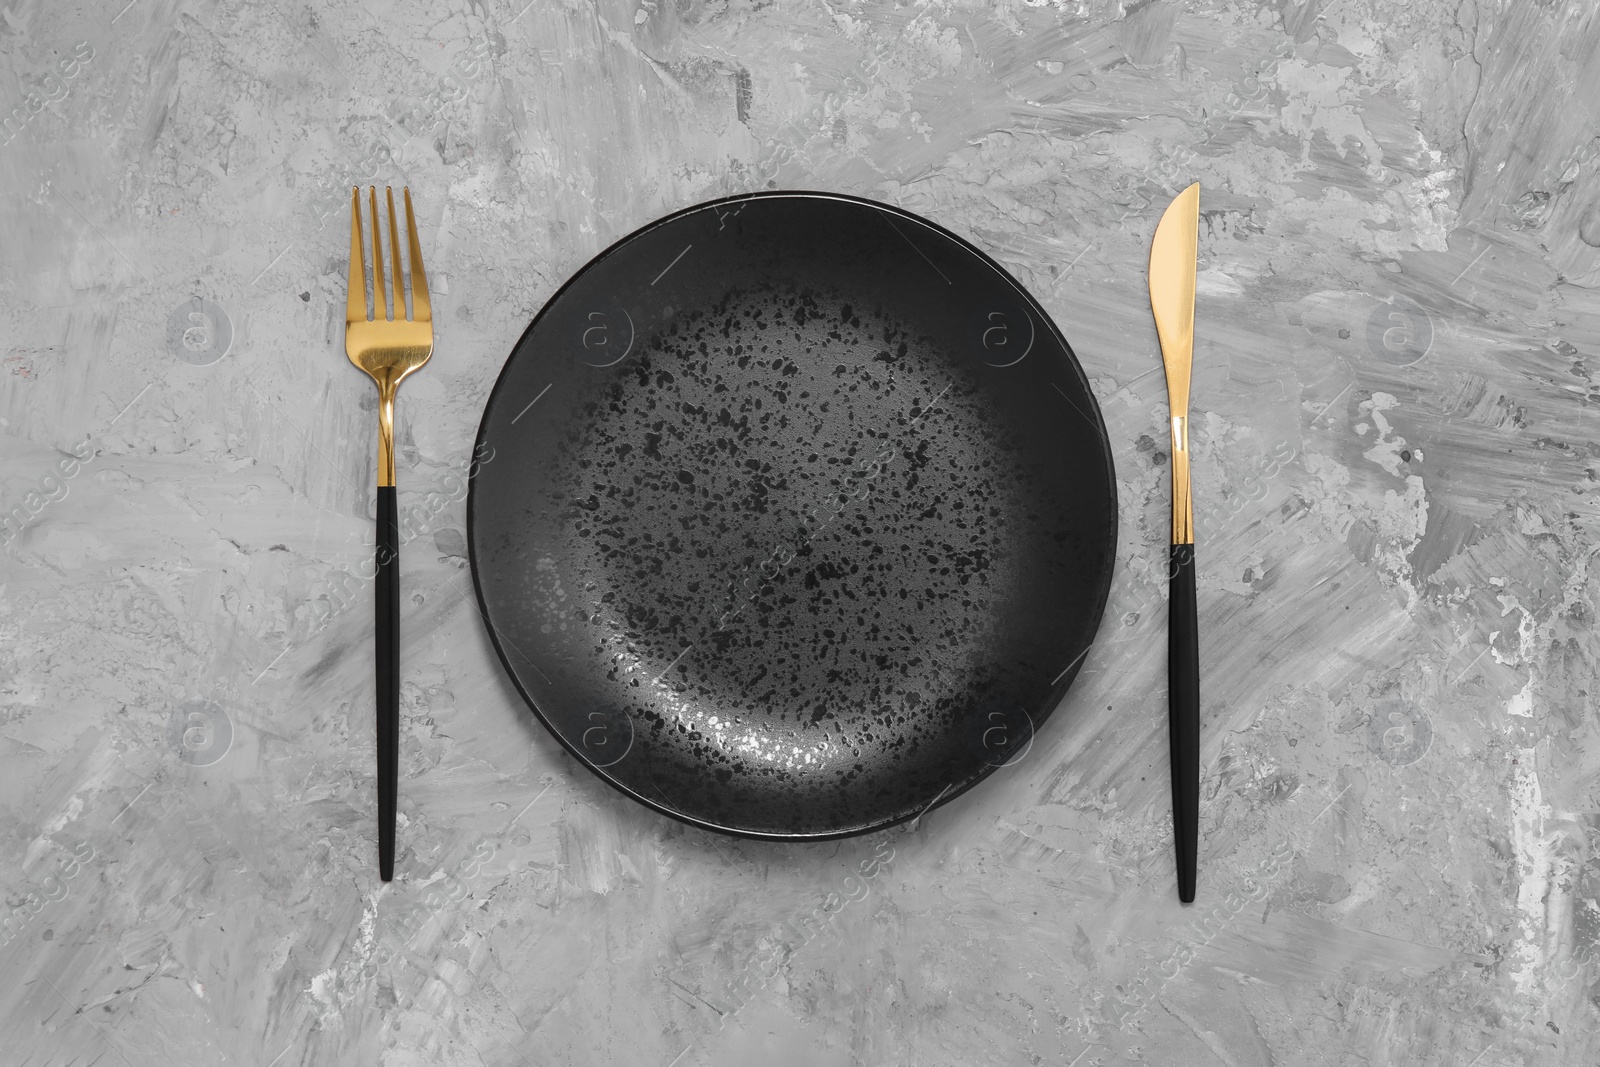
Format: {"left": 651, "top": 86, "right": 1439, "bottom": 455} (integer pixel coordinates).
{"left": 341, "top": 183, "right": 1204, "bottom": 899}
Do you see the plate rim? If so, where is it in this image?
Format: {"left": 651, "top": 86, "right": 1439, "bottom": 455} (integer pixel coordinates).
{"left": 466, "top": 188, "right": 1119, "bottom": 841}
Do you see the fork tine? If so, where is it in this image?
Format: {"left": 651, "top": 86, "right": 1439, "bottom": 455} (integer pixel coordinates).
{"left": 347, "top": 187, "right": 368, "bottom": 323}
{"left": 403, "top": 188, "right": 431, "bottom": 323}
{"left": 369, "top": 186, "right": 388, "bottom": 321}
{"left": 385, "top": 187, "right": 405, "bottom": 321}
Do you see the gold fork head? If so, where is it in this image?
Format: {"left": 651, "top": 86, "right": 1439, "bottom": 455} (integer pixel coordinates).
{"left": 346, "top": 186, "right": 434, "bottom": 486}
{"left": 346, "top": 185, "right": 434, "bottom": 388}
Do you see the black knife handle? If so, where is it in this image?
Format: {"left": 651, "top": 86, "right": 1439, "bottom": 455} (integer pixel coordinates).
{"left": 376, "top": 485, "right": 400, "bottom": 882}
{"left": 1169, "top": 542, "right": 1199, "bottom": 903}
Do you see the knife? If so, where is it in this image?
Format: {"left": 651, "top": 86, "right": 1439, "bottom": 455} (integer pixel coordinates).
{"left": 1149, "top": 182, "right": 1200, "bottom": 903}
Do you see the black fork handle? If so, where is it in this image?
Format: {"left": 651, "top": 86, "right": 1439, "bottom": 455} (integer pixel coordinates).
{"left": 376, "top": 486, "right": 400, "bottom": 881}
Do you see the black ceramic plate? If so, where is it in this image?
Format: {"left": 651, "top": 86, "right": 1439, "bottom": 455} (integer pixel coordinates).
{"left": 468, "top": 191, "right": 1116, "bottom": 839}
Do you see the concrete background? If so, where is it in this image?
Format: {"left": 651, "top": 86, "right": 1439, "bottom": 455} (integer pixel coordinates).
{"left": 2, "top": 0, "right": 1599, "bottom": 1063}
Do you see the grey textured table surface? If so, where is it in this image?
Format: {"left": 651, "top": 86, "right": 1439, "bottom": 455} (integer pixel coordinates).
{"left": 3, "top": 0, "right": 1598, "bottom": 1064}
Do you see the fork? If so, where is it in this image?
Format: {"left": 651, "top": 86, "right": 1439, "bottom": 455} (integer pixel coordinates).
{"left": 346, "top": 185, "right": 433, "bottom": 881}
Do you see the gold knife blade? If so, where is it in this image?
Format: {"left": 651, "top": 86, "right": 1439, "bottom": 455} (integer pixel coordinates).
{"left": 1149, "top": 182, "right": 1199, "bottom": 543}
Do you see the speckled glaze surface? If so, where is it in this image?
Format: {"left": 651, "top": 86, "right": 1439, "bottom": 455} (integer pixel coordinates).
{"left": 469, "top": 191, "right": 1116, "bottom": 838}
